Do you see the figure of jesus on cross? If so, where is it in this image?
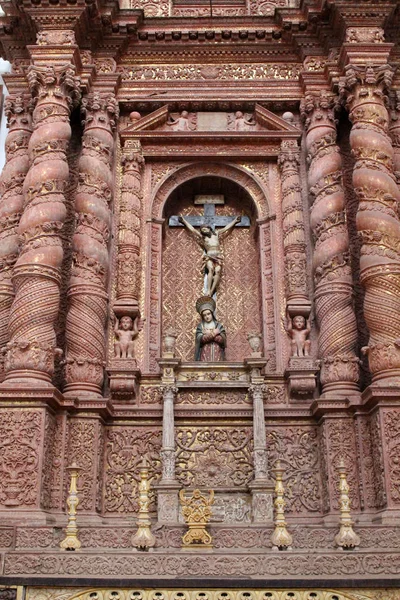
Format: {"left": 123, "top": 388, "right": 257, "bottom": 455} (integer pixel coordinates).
{"left": 169, "top": 195, "right": 250, "bottom": 297}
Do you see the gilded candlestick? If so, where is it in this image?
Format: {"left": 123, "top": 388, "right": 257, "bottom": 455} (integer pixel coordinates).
{"left": 271, "top": 460, "right": 292, "bottom": 551}
{"left": 60, "top": 462, "right": 82, "bottom": 551}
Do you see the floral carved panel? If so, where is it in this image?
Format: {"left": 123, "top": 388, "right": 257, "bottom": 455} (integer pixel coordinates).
{"left": 104, "top": 427, "right": 162, "bottom": 514}
{"left": 266, "top": 425, "right": 322, "bottom": 514}
{"left": 176, "top": 427, "right": 253, "bottom": 488}
{"left": 383, "top": 409, "right": 400, "bottom": 506}
{"left": 0, "top": 409, "right": 43, "bottom": 509}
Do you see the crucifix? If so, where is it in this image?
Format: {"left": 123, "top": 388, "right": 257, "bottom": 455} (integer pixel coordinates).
{"left": 169, "top": 194, "right": 250, "bottom": 297}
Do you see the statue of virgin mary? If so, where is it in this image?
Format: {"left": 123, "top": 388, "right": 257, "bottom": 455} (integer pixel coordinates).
{"left": 194, "top": 296, "right": 226, "bottom": 362}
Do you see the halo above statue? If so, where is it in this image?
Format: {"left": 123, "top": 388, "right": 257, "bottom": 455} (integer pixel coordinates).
{"left": 196, "top": 296, "right": 216, "bottom": 315}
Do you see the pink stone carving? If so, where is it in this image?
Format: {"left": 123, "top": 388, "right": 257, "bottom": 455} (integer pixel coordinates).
{"left": 341, "top": 65, "right": 400, "bottom": 383}
{"left": 4, "top": 65, "right": 80, "bottom": 384}
{"left": 64, "top": 92, "right": 117, "bottom": 396}
{"left": 0, "top": 94, "right": 33, "bottom": 382}
{"left": 301, "top": 91, "right": 360, "bottom": 395}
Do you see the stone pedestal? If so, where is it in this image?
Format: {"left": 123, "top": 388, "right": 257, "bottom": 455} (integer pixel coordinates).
{"left": 248, "top": 480, "right": 274, "bottom": 523}
{"left": 107, "top": 359, "right": 140, "bottom": 402}
{"left": 285, "top": 356, "right": 319, "bottom": 398}
{"left": 0, "top": 387, "right": 67, "bottom": 524}
{"left": 155, "top": 480, "right": 181, "bottom": 524}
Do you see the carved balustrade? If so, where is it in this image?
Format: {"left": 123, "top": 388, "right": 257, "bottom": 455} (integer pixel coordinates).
{"left": 64, "top": 92, "right": 118, "bottom": 396}
{"left": 301, "top": 91, "right": 359, "bottom": 396}
{"left": 3, "top": 64, "right": 80, "bottom": 385}
{"left": 0, "top": 94, "right": 33, "bottom": 382}
{"left": 341, "top": 64, "right": 400, "bottom": 383}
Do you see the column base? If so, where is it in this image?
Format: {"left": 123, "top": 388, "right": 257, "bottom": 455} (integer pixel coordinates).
{"left": 320, "top": 381, "right": 360, "bottom": 398}
{"left": 248, "top": 479, "right": 274, "bottom": 523}
{"left": 154, "top": 480, "right": 181, "bottom": 524}
{"left": 1, "top": 369, "right": 53, "bottom": 387}
{"left": 371, "top": 369, "right": 400, "bottom": 386}
{"left": 63, "top": 382, "right": 103, "bottom": 398}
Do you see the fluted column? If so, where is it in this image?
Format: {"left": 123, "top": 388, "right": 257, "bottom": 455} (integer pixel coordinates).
{"left": 114, "top": 139, "right": 144, "bottom": 318}
{"left": 0, "top": 94, "right": 33, "bottom": 382}
{"left": 160, "top": 385, "right": 178, "bottom": 482}
{"left": 341, "top": 64, "right": 400, "bottom": 383}
{"left": 301, "top": 91, "right": 359, "bottom": 395}
{"left": 63, "top": 92, "right": 117, "bottom": 397}
{"left": 278, "top": 140, "right": 309, "bottom": 313}
{"left": 249, "top": 384, "right": 268, "bottom": 482}
{"left": 3, "top": 65, "right": 80, "bottom": 385}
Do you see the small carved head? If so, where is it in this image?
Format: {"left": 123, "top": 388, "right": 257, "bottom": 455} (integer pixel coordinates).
{"left": 235, "top": 111, "right": 244, "bottom": 119}
{"left": 293, "top": 315, "right": 306, "bottom": 330}
{"left": 200, "top": 225, "right": 213, "bottom": 237}
{"left": 120, "top": 316, "right": 133, "bottom": 330}
{"left": 247, "top": 332, "right": 262, "bottom": 353}
{"left": 181, "top": 110, "right": 189, "bottom": 118}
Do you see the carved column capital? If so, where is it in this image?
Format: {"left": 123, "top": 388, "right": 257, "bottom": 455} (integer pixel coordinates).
{"left": 81, "top": 91, "right": 119, "bottom": 133}
{"left": 161, "top": 385, "right": 179, "bottom": 399}
{"left": 277, "top": 140, "right": 300, "bottom": 171}
{"left": 27, "top": 64, "right": 81, "bottom": 109}
{"left": 248, "top": 383, "right": 267, "bottom": 399}
{"left": 340, "top": 64, "right": 395, "bottom": 111}
{"left": 121, "top": 140, "right": 145, "bottom": 171}
{"left": 300, "top": 91, "right": 338, "bottom": 132}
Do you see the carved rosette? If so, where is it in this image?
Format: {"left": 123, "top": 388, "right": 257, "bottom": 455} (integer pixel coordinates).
{"left": 0, "top": 94, "right": 33, "bottom": 381}
{"left": 277, "top": 141, "right": 308, "bottom": 307}
{"left": 115, "top": 140, "right": 144, "bottom": 313}
{"left": 64, "top": 92, "right": 118, "bottom": 396}
{"left": 341, "top": 65, "right": 400, "bottom": 382}
{"left": 4, "top": 65, "right": 80, "bottom": 384}
{"left": 301, "top": 91, "right": 359, "bottom": 394}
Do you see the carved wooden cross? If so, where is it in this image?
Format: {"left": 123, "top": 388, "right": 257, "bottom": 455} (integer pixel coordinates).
{"left": 168, "top": 194, "right": 250, "bottom": 229}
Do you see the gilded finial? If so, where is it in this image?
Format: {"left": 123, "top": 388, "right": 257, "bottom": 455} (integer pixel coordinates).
{"left": 60, "top": 462, "right": 82, "bottom": 551}
{"left": 180, "top": 488, "right": 214, "bottom": 549}
{"left": 271, "top": 460, "right": 292, "bottom": 551}
{"left": 334, "top": 458, "right": 360, "bottom": 550}
{"left": 131, "top": 457, "right": 156, "bottom": 550}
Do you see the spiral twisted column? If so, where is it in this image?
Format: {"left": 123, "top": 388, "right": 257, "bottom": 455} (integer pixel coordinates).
{"left": 114, "top": 138, "right": 145, "bottom": 318}
{"left": 278, "top": 140, "right": 310, "bottom": 316}
{"left": 0, "top": 94, "right": 33, "bottom": 382}
{"left": 4, "top": 65, "right": 80, "bottom": 385}
{"left": 341, "top": 64, "right": 400, "bottom": 383}
{"left": 64, "top": 92, "right": 118, "bottom": 397}
{"left": 301, "top": 91, "right": 359, "bottom": 395}
{"left": 389, "top": 90, "right": 400, "bottom": 178}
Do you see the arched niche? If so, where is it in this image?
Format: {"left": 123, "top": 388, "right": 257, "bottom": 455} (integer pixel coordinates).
{"left": 161, "top": 174, "right": 262, "bottom": 362}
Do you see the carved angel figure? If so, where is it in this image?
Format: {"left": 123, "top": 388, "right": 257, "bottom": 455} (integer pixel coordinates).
{"left": 285, "top": 310, "right": 311, "bottom": 357}
{"left": 113, "top": 315, "right": 144, "bottom": 359}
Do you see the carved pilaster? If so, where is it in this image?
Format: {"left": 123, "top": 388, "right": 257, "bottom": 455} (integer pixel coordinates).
{"left": 277, "top": 140, "right": 310, "bottom": 317}
{"left": 64, "top": 92, "right": 118, "bottom": 397}
{"left": 156, "top": 380, "right": 180, "bottom": 524}
{"left": 340, "top": 64, "right": 400, "bottom": 383}
{"left": 0, "top": 93, "right": 33, "bottom": 382}
{"left": 301, "top": 90, "right": 359, "bottom": 396}
{"left": 4, "top": 64, "right": 80, "bottom": 385}
{"left": 114, "top": 139, "right": 144, "bottom": 317}
{"left": 248, "top": 381, "right": 273, "bottom": 523}
{"left": 160, "top": 384, "right": 178, "bottom": 482}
